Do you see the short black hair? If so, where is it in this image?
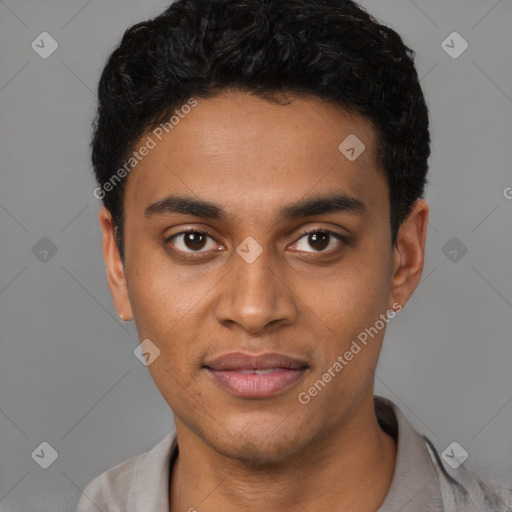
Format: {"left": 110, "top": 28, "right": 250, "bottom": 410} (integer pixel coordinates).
{"left": 92, "top": 0, "right": 430, "bottom": 261}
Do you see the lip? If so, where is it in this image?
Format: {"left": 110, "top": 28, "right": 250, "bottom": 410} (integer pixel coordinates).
{"left": 204, "top": 351, "right": 309, "bottom": 398}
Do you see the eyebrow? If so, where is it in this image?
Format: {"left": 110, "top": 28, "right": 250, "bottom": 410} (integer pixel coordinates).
{"left": 144, "top": 193, "right": 366, "bottom": 222}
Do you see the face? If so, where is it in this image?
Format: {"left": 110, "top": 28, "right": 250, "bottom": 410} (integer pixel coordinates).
{"left": 100, "top": 91, "right": 427, "bottom": 464}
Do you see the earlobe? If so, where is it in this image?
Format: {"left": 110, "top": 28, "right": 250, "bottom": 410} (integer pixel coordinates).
{"left": 98, "top": 207, "right": 134, "bottom": 322}
{"left": 390, "top": 199, "right": 429, "bottom": 309}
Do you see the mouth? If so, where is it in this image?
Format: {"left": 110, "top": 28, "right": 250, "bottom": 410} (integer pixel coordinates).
{"left": 203, "top": 352, "right": 309, "bottom": 398}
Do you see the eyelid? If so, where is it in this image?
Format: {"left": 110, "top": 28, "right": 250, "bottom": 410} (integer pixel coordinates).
{"left": 166, "top": 228, "right": 215, "bottom": 239}
{"left": 289, "top": 228, "right": 348, "bottom": 252}
{"left": 164, "top": 228, "right": 223, "bottom": 253}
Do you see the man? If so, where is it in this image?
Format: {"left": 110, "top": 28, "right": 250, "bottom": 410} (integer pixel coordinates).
{"left": 79, "top": 0, "right": 512, "bottom": 510}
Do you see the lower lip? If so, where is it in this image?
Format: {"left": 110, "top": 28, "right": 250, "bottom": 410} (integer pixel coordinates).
{"left": 207, "top": 368, "right": 306, "bottom": 398}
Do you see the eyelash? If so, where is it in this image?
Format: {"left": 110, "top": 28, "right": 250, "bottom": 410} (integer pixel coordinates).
{"left": 164, "top": 228, "right": 349, "bottom": 258}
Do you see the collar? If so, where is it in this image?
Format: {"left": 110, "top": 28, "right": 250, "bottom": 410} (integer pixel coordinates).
{"left": 375, "top": 395, "right": 444, "bottom": 511}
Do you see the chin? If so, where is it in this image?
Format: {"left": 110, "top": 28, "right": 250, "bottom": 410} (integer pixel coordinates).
{"left": 202, "top": 413, "right": 314, "bottom": 465}
{"left": 212, "top": 435, "right": 301, "bottom": 465}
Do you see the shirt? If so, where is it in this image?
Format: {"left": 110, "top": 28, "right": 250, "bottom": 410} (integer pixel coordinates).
{"left": 76, "top": 395, "right": 512, "bottom": 512}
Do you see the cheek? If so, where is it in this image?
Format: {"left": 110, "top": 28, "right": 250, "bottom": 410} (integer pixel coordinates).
{"left": 126, "top": 243, "right": 206, "bottom": 335}
{"left": 300, "top": 266, "right": 392, "bottom": 414}
{"left": 305, "top": 256, "right": 393, "bottom": 396}
{"left": 135, "top": 291, "right": 206, "bottom": 410}
{"left": 314, "top": 250, "right": 392, "bottom": 337}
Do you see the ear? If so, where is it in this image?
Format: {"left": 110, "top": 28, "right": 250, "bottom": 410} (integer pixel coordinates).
{"left": 390, "top": 199, "right": 429, "bottom": 309}
{"left": 98, "top": 207, "right": 134, "bottom": 321}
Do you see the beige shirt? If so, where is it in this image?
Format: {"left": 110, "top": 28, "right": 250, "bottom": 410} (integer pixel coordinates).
{"left": 76, "top": 396, "right": 511, "bottom": 512}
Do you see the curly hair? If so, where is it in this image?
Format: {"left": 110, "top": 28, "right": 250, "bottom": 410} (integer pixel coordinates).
{"left": 91, "top": 0, "right": 430, "bottom": 260}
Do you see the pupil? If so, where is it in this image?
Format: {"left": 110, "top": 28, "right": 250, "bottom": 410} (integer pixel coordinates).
{"left": 185, "top": 232, "right": 206, "bottom": 251}
{"left": 310, "top": 232, "right": 329, "bottom": 251}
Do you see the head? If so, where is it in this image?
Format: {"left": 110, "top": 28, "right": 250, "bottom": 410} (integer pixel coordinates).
{"left": 94, "top": 0, "right": 430, "bottom": 463}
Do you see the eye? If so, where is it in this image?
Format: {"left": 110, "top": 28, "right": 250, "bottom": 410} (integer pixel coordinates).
{"left": 290, "top": 229, "right": 347, "bottom": 253}
{"left": 166, "top": 230, "right": 220, "bottom": 253}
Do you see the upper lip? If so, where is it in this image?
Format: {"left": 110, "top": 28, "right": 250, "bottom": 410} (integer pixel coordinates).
{"left": 204, "top": 352, "right": 309, "bottom": 371}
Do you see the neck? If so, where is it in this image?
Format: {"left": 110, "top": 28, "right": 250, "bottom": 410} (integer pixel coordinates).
{"left": 170, "top": 393, "right": 397, "bottom": 512}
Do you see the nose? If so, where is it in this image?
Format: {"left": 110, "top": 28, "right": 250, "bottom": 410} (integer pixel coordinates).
{"left": 214, "top": 244, "right": 298, "bottom": 335}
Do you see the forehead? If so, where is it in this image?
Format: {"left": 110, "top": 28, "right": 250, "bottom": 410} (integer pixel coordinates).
{"left": 124, "top": 91, "right": 388, "bottom": 222}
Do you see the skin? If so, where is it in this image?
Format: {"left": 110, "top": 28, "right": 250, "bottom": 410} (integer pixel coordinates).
{"left": 99, "top": 90, "right": 429, "bottom": 512}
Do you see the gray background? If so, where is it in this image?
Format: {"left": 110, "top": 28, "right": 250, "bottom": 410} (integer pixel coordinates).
{"left": 0, "top": 0, "right": 511, "bottom": 510}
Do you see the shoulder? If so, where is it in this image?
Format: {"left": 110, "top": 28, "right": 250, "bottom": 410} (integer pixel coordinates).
{"left": 76, "top": 432, "right": 176, "bottom": 512}
{"left": 422, "top": 436, "right": 512, "bottom": 512}
{"left": 76, "top": 451, "right": 146, "bottom": 512}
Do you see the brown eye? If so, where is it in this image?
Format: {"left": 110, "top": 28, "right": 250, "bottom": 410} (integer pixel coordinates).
{"left": 308, "top": 232, "right": 330, "bottom": 251}
{"left": 292, "top": 230, "right": 346, "bottom": 253}
{"left": 166, "top": 230, "right": 219, "bottom": 253}
{"left": 183, "top": 232, "right": 207, "bottom": 251}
